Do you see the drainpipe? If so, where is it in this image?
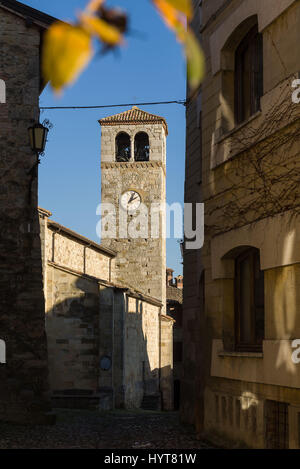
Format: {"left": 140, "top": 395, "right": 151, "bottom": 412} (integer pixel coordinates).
{"left": 109, "top": 258, "right": 112, "bottom": 283}
{"left": 159, "top": 306, "right": 162, "bottom": 406}
{"left": 83, "top": 246, "right": 86, "bottom": 275}
{"left": 111, "top": 287, "right": 115, "bottom": 409}
{"left": 121, "top": 291, "right": 127, "bottom": 407}
{"left": 51, "top": 231, "right": 56, "bottom": 263}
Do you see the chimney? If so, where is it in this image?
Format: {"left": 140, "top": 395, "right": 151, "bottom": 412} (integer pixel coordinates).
{"left": 166, "top": 268, "right": 174, "bottom": 286}
{"left": 175, "top": 275, "right": 183, "bottom": 289}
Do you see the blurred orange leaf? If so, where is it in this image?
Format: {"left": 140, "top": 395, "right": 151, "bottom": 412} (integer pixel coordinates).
{"left": 42, "top": 22, "right": 93, "bottom": 93}
{"left": 80, "top": 13, "right": 123, "bottom": 45}
{"left": 153, "top": 0, "right": 181, "bottom": 30}
{"left": 153, "top": 0, "right": 204, "bottom": 90}
{"left": 164, "top": 0, "right": 192, "bottom": 19}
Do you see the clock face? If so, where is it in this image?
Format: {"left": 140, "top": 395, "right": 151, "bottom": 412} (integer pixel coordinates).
{"left": 120, "top": 190, "right": 141, "bottom": 212}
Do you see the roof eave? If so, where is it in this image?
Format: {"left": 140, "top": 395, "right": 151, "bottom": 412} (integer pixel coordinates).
{"left": 0, "top": 0, "right": 58, "bottom": 29}
{"left": 99, "top": 119, "right": 169, "bottom": 136}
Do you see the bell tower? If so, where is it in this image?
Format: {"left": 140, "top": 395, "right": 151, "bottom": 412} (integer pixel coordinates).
{"left": 99, "top": 107, "right": 167, "bottom": 311}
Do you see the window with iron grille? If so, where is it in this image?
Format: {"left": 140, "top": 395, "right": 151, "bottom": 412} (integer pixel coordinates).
{"left": 265, "top": 400, "right": 289, "bottom": 449}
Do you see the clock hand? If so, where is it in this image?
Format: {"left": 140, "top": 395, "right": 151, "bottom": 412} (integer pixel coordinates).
{"left": 128, "top": 193, "right": 135, "bottom": 203}
{"left": 128, "top": 194, "right": 138, "bottom": 204}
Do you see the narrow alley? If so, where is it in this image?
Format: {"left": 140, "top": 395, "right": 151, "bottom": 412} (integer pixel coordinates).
{"left": 0, "top": 410, "right": 214, "bottom": 449}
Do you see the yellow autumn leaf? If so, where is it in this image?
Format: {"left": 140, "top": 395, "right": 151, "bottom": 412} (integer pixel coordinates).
{"left": 43, "top": 22, "right": 93, "bottom": 93}
{"left": 164, "top": 0, "right": 192, "bottom": 19}
{"left": 186, "top": 29, "right": 205, "bottom": 91}
{"left": 153, "top": 0, "right": 185, "bottom": 40}
{"left": 86, "top": 0, "right": 105, "bottom": 13}
{"left": 80, "top": 13, "right": 123, "bottom": 45}
{"left": 153, "top": 0, "right": 205, "bottom": 91}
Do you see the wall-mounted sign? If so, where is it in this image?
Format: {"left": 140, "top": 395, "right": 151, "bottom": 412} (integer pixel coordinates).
{"left": 0, "top": 80, "right": 6, "bottom": 104}
{"left": 0, "top": 339, "right": 6, "bottom": 364}
{"left": 100, "top": 356, "right": 112, "bottom": 371}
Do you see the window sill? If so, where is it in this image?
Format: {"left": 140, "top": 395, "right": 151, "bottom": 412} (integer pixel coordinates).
{"left": 216, "top": 110, "right": 262, "bottom": 145}
{"left": 218, "top": 350, "right": 263, "bottom": 359}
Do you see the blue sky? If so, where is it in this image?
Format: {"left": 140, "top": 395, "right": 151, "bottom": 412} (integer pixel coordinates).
{"left": 23, "top": 0, "right": 186, "bottom": 276}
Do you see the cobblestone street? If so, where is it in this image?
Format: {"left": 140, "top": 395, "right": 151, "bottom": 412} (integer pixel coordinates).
{"left": 0, "top": 410, "right": 214, "bottom": 449}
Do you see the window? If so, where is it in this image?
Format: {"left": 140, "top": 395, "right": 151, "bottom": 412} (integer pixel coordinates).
{"left": 116, "top": 132, "right": 131, "bottom": 161}
{"left": 235, "top": 248, "right": 264, "bottom": 351}
{"left": 235, "top": 24, "right": 263, "bottom": 124}
{"left": 134, "top": 132, "right": 150, "bottom": 161}
{"left": 265, "top": 400, "right": 289, "bottom": 449}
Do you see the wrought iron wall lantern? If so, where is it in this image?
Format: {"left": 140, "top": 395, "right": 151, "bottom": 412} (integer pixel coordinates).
{"left": 28, "top": 122, "right": 49, "bottom": 155}
{"left": 27, "top": 121, "right": 50, "bottom": 204}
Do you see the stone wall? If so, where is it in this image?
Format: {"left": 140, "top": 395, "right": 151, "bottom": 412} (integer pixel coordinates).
{"left": 39, "top": 213, "right": 115, "bottom": 286}
{"left": 98, "top": 286, "right": 169, "bottom": 410}
{"left": 100, "top": 119, "right": 167, "bottom": 314}
{"left": 39, "top": 211, "right": 173, "bottom": 410}
{"left": 45, "top": 264, "right": 169, "bottom": 410}
{"left": 124, "top": 297, "right": 160, "bottom": 408}
{"left": 99, "top": 111, "right": 173, "bottom": 409}
{"left": 46, "top": 265, "right": 100, "bottom": 398}
{"left": 160, "top": 315, "right": 174, "bottom": 410}
{"left": 0, "top": 7, "right": 51, "bottom": 423}
{"left": 167, "top": 285, "right": 183, "bottom": 409}
{"left": 101, "top": 160, "right": 166, "bottom": 309}
{"left": 181, "top": 0, "right": 204, "bottom": 429}
{"left": 182, "top": 0, "right": 300, "bottom": 448}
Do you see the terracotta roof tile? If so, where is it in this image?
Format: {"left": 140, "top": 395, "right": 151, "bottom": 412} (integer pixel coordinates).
{"left": 99, "top": 106, "right": 168, "bottom": 135}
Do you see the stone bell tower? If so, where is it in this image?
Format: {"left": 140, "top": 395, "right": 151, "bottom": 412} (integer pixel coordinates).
{"left": 99, "top": 107, "right": 167, "bottom": 311}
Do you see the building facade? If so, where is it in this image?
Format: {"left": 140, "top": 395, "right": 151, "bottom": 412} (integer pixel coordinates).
{"left": 0, "top": 0, "right": 56, "bottom": 424}
{"left": 99, "top": 107, "right": 167, "bottom": 311}
{"left": 166, "top": 269, "right": 183, "bottom": 410}
{"left": 39, "top": 107, "right": 174, "bottom": 411}
{"left": 182, "top": 0, "right": 300, "bottom": 448}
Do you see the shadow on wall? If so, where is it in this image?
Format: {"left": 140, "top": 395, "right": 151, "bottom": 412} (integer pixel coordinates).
{"left": 45, "top": 276, "right": 172, "bottom": 411}
{"left": 272, "top": 231, "right": 299, "bottom": 377}
{"left": 202, "top": 233, "right": 299, "bottom": 447}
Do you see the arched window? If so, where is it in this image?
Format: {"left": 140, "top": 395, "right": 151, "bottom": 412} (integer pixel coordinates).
{"left": 134, "top": 132, "right": 150, "bottom": 161}
{"left": 116, "top": 132, "right": 131, "bottom": 162}
{"left": 235, "top": 247, "right": 264, "bottom": 351}
{"left": 235, "top": 24, "right": 263, "bottom": 124}
{"left": 219, "top": 16, "right": 262, "bottom": 134}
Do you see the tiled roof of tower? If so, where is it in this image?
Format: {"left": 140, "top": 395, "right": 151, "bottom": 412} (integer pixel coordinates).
{"left": 99, "top": 106, "right": 168, "bottom": 135}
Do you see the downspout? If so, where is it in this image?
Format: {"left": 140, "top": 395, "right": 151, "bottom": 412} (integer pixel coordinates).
{"left": 51, "top": 231, "right": 56, "bottom": 262}
{"left": 111, "top": 286, "right": 115, "bottom": 409}
{"left": 159, "top": 306, "right": 162, "bottom": 406}
{"left": 121, "top": 291, "right": 127, "bottom": 407}
{"left": 83, "top": 246, "right": 86, "bottom": 275}
{"left": 109, "top": 258, "right": 112, "bottom": 282}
